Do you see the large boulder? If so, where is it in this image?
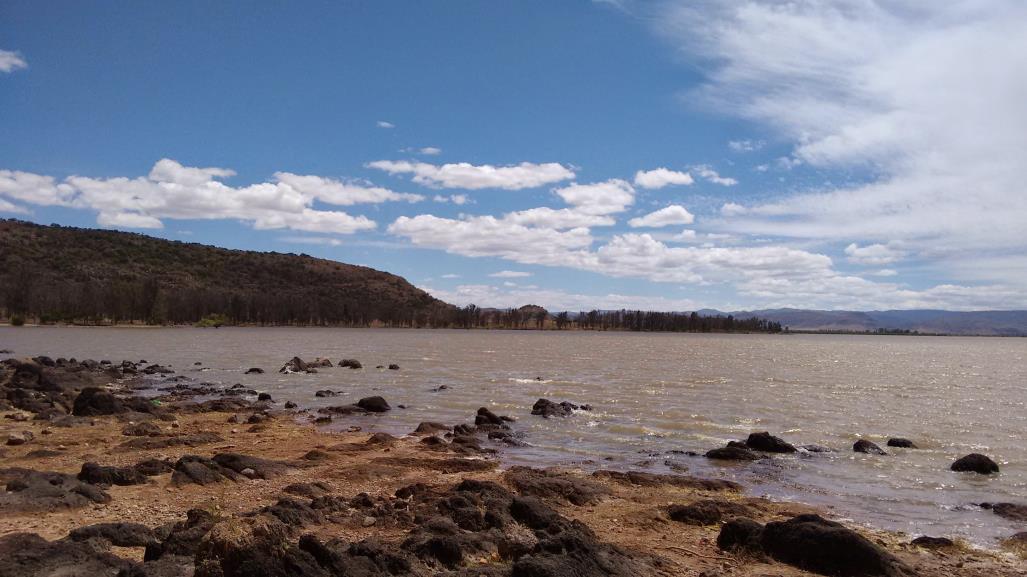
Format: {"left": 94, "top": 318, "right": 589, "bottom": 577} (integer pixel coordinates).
{"left": 667, "top": 499, "right": 752, "bottom": 525}
{"left": 531, "top": 398, "right": 590, "bottom": 418}
{"left": 760, "top": 514, "right": 909, "bottom": 577}
{"left": 853, "top": 439, "right": 888, "bottom": 455}
{"left": 951, "top": 453, "right": 999, "bottom": 474}
{"left": 72, "top": 387, "right": 124, "bottom": 416}
{"left": 0, "top": 532, "right": 133, "bottom": 576}
{"left": 886, "top": 438, "right": 917, "bottom": 448}
{"left": 355, "top": 396, "right": 390, "bottom": 413}
{"left": 745, "top": 432, "right": 797, "bottom": 453}
{"left": 68, "top": 522, "right": 157, "bottom": 547}
{"left": 77, "top": 462, "right": 148, "bottom": 486}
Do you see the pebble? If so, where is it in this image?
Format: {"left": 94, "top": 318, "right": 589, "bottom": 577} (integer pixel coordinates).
{"left": 362, "top": 516, "right": 376, "bottom": 527}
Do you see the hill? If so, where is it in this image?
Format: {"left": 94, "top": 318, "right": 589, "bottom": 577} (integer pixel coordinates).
{"left": 727, "top": 308, "right": 1027, "bottom": 336}
{"left": 0, "top": 219, "right": 455, "bottom": 326}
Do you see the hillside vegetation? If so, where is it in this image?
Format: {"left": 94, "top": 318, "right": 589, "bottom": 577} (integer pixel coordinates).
{"left": 0, "top": 219, "right": 454, "bottom": 326}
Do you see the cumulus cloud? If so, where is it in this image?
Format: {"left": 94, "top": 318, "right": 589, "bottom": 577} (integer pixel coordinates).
{"left": 421, "top": 283, "right": 702, "bottom": 311}
{"left": 844, "top": 243, "right": 903, "bottom": 266}
{"left": 0, "top": 50, "right": 27, "bottom": 73}
{"left": 552, "top": 179, "right": 635, "bottom": 215}
{"left": 489, "top": 270, "right": 532, "bottom": 278}
{"left": 0, "top": 159, "right": 418, "bottom": 234}
{"left": 502, "top": 206, "right": 615, "bottom": 229}
{"left": 432, "top": 194, "right": 469, "bottom": 205}
{"left": 633, "top": 167, "right": 694, "bottom": 189}
{"left": 628, "top": 205, "right": 695, "bottom": 228}
{"left": 376, "top": 120, "right": 395, "bottom": 129}
{"left": 367, "top": 160, "right": 574, "bottom": 190}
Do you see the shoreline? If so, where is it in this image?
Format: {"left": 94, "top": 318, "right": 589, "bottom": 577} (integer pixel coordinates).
{"left": 1, "top": 356, "right": 1024, "bottom": 576}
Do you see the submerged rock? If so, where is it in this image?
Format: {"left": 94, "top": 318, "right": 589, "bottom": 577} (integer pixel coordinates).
{"left": 339, "top": 359, "right": 362, "bottom": 369}
{"left": 705, "top": 446, "right": 760, "bottom": 461}
{"left": 951, "top": 453, "right": 999, "bottom": 474}
{"left": 980, "top": 502, "right": 1027, "bottom": 521}
{"left": 853, "top": 439, "right": 888, "bottom": 455}
{"left": 356, "top": 396, "right": 390, "bottom": 412}
{"left": 531, "top": 398, "right": 589, "bottom": 418}
{"left": 244, "top": 367, "right": 264, "bottom": 374}
{"left": 886, "top": 437, "right": 917, "bottom": 448}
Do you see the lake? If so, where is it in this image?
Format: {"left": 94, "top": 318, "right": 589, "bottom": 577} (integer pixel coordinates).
{"left": 2, "top": 326, "right": 1025, "bottom": 547}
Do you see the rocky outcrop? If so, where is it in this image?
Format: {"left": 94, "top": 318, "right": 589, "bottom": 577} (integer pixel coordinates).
{"left": 356, "top": 396, "right": 390, "bottom": 412}
{"left": 531, "top": 398, "right": 591, "bottom": 418}
{"left": 667, "top": 499, "right": 752, "bottom": 525}
{"left": 745, "top": 431, "right": 797, "bottom": 453}
{"left": 854, "top": 439, "right": 888, "bottom": 455}
{"left": 0, "top": 468, "right": 111, "bottom": 512}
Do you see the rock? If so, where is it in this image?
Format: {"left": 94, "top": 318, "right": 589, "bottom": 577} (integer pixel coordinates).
{"left": 531, "top": 398, "right": 586, "bottom": 418}
{"left": 717, "top": 517, "right": 765, "bottom": 554}
{"left": 284, "top": 401, "right": 297, "bottom": 409}
{"left": 365, "top": 432, "right": 397, "bottom": 446}
{"left": 980, "top": 502, "right": 1027, "bottom": 521}
{"left": 886, "top": 438, "right": 917, "bottom": 448}
{"left": 0, "top": 532, "right": 133, "bottom": 576}
{"left": 244, "top": 367, "right": 264, "bottom": 374}
{"left": 309, "top": 357, "right": 333, "bottom": 368}
{"left": 256, "top": 392, "right": 272, "bottom": 402}
{"left": 951, "top": 453, "right": 999, "bottom": 474}
{"left": 705, "top": 446, "right": 760, "bottom": 461}
{"left": 78, "top": 462, "right": 148, "bottom": 486}
{"left": 283, "top": 482, "right": 332, "bottom": 498}
{"left": 801, "top": 444, "right": 835, "bottom": 453}
{"left": 592, "top": 470, "right": 741, "bottom": 492}
{"left": 72, "top": 387, "right": 125, "bottom": 416}
{"left": 504, "top": 466, "right": 609, "bottom": 506}
{"left": 339, "top": 359, "right": 362, "bottom": 369}
{"left": 853, "top": 439, "right": 888, "bottom": 455}
{"left": 388, "top": 364, "right": 400, "bottom": 370}
{"left": 314, "top": 389, "right": 339, "bottom": 398}
{"left": 760, "top": 514, "right": 909, "bottom": 577}
{"left": 193, "top": 515, "right": 326, "bottom": 577}
{"left": 211, "top": 453, "right": 288, "bottom": 479}
{"left": 0, "top": 468, "right": 111, "bottom": 512}
{"left": 475, "top": 407, "right": 505, "bottom": 426}
{"left": 911, "top": 536, "right": 954, "bottom": 548}
{"left": 117, "top": 432, "right": 223, "bottom": 451}
{"left": 667, "top": 499, "right": 752, "bottom": 525}
{"left": 279, "top": 356, "right": 314, "bottom": 374}
{"left": 145, "top": 508, "right": 218, "bottom": 561}
{"left": 134, "top": 458, "right": 175, "bottom": 476}
{"left": 745, "top": 431, "right": 797, "bottom": 453}
{"left": 6, "top": 431, "right": 32, "bottom": 446}
{"left": 361, "top": 516, "right": 376, "bottom": 527}
{"left": 171, "top": 455, "right": 244, "bottom": 486}
{"left": 122, "top": 422, "right": 162, "bottom": 437}
{"left": 356, "top": 396, "right": 390, "bottom": 412}
{"left": 68, "top": 522, "right": 157, "bottom": 547}
{"left": 413, "top": 421, "right": 450, "bottom": 435}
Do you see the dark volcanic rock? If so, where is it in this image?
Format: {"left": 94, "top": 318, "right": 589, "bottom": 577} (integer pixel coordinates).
{"left": 388, "top": 364, "right": 400, "bottom": 370}
{"left": 145, "top": 509, "right": 218, "bottom": 561}
{"left": 78, "top": 462, "right": 148, "bottom": 486}
{"left": 531, "top": 398, "right": 589, "bottom": 418}
{"left": 256, "top": 393, "right": 272, "bottom": 402}
{"left": 911, "top": 536, "right": 954, "bottom": 548}
{"left": 505, "top": 466, "right": 609, "bottom": 506}
{"left": 0, "top": 468, "right": 111, "bottom": 512}
{"left": 117, "top": 432, "right": 223, "bottom": 451}
{"left": 717, "top": 517, "right": 765, "bottom": 554}
{"left": 951, "top": 453, "right": 999, "bottom": 474}
{"left": 745, "top": 431, "right": 797, "bottom": 453}
{"left": 886, "top": 437, "right": 917, "bottom": 448}
{"left": 760, "top": 514, "right": 909, "bottom": 576}
{"left": 283, "top": 482, "right": 332, "bottom": 499}
{"left": 667, "top": 499, "right": 752, "bottom": 525}
{"left": 211, "top": 453, "right": 289, "bottom": 479}
{"left": 853, "top": 439, "right": 888, "bottom": 455}
{"left": 706, "top": 446, "right": 760, "bottom": 461}
{"left": 170, "top": 456, "right": 243, "bottom": 486}
{"left": 68, "top": 522, "right": 157, "bottom": 547}
{"left": 475, "top": 407, "right": 506, "bottom": 426}
{"left": 72, "top": 387, "right": 125, "bottom": 416}
{"left": 592, "top": 470, "right": 741, "bottom": 492}
{"left": 339, "top": 358, "right": 362, "bottom": 369}
{"left": 315, "top": 389, "right": 340, "bottom": 398}
{"left": 134, "top": 458, "right": 175, "bottom": 477}
{"left": 244, "top": 367, "right": 264, "bottom": 374}
{"left": 980, "top": 502, "right": 1027, "bottom": 521}
{"left": 413, "top": 421, "right": 450, "bottom": 435}
{"left": 279, "top": 356, "right": 308, "bottom": 373}
{"left": 122, "top": 422, "right": 162, "bottom": 437}
{"left": 356, "top": 396, "right": 390, "bottom": 412}
{"left": 0, "top": 532, "right": 133, "bottom": 576}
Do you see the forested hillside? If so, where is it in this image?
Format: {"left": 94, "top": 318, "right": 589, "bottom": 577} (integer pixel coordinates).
{"left": 0, "top": 219, "right": 454, "bottom": 326}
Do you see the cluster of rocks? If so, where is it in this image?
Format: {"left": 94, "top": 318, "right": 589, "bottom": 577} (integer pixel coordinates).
{"left": 278, "top": 356, "right": 401, "bottom": 374}
{"left": 530, "top": 398, "right": 591, "bottom": 418}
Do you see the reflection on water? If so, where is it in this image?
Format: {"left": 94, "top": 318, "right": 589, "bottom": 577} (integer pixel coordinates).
{"left": 2, "top": 327, "right": 1025, "bottom": 547}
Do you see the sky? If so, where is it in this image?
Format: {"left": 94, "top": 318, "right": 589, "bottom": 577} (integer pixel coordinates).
{"left": 2, "top": 0, "right": 1026, "bottom": 312}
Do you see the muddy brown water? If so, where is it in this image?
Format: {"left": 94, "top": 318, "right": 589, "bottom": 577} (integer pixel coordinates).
{"left": 2, "top": 327, "right": 1025, "bottom": 548}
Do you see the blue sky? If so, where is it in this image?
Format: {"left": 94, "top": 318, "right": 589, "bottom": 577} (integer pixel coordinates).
{"left": 2, "top": 1, "right": 1026, "bottom": 311}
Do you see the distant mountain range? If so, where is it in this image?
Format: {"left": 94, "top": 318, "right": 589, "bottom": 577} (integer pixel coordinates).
{"left": 702, "top": 308, "right": 1027, "bottom": 336}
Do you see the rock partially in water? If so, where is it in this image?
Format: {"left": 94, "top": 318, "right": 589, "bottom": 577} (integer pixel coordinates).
{"left": 886, "top": 437, "right": 917, "bottom": 448}
{"left": 244, "top": 367, "right": 264, "bottom": 374}
{"left": 339, "top": 358, "right": 362, "bottom": 369}
{"left": 388, "top": 364, "right": 400, "bottom": 370}
{"left": 980, "top": 502, "right": 1027, "bottom": 521}
{"left": 705, "top": 445, "right": 760, "bottom": 461}
{"left": 853, "top": 439, "right": 888, "bottom": 455}
{"left": 413, "top": 421, "right": 450, "bottom": 435}
{"left": 531, "top": 398, "right": 590, "bottom": 418}
{"left": 951, "top": 453, "right": 999, "bottom": 474}
{"left": 356, "top": 396, "right": 390, "bottom": 412}
{"left": 745, "top": 431, "right": 797, "bottom": 453}
{"left": 315, "top": 389, "right": 340, "bottom": 398}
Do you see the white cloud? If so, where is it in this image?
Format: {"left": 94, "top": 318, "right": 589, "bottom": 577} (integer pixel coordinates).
{"left": 692, "top": 165, "right": 737, "bottom": 186}
{"left": 274, "top": 172, "right": 423, "bottom": 205}
{"left": 422, "top": 283, "right": 702, "bottom": 312}
{"left": 0, "top": 50, "right": 27, "bottom": 73}
{"left": 367, "top": 160, "right": 575, "bottom": 190}
{"left": 432, "top": 194, "right": 470, "bottom": 205}
{"left": 0, "top": 159, "right": 383, "bottom": 233}
{"left": 502, "top": 206, "right": 615, "bottom": 229}
{"left": 489, "top": 270, "right": 532, "bottom": 278}
{"left": 672, "top": 229, "right": 697, "bottom": 241}
{"left": 0, "top": 197, "right": 29, "bottom": 214}
{"left": 376, "top": 120, "right": 395, "bottom": 129}
{"left": 628, "top": 205, "right": 695, "bottom": 228}
{"left": 633, "top": 167, "right": 694, "bottom": 189}
{"left": 441, "top": 273, "right": 461, "bottom": 279}
{"left": 728, "top": 139, "right": 765, "bottom": 153}
{"left": 720, "top": 202, "right": 746, "bottom": 216}
{"left": 653, "top": 1, "right": 1027, "bottom": 286}
{"left": 844, "top": 243, "right": 903, "bottom": 266}
{"left": 419, "top": 147, "right": 442, "bottom": 155}
{"left": 279, "top": 236, "right": 343, "bottom": 246}
{"left": 552, "top": 179, "right": 635, "bottom": 215}
{"left": 870, "top": 269, "right": 898, "bottom": 277}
